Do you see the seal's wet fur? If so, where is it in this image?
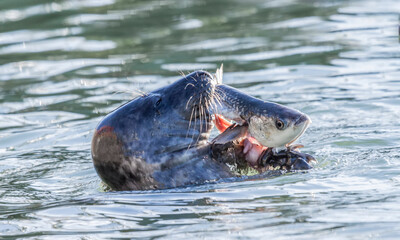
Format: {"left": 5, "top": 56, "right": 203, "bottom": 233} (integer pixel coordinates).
{"left": 92, "top": 71, "right": 233, "bottom": 190}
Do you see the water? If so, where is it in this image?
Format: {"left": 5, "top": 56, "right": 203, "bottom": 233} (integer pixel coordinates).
{"left": 1, "top": 0, "right": 400, "bottom": 238}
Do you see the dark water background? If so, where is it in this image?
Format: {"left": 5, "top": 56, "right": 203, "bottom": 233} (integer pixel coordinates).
{"left": 1, "top": 0, "right": 400, "bottom": 238}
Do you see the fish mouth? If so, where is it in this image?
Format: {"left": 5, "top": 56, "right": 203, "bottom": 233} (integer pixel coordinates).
{"left": 295, "top": 114, "right": 311, "bottom": 127}
{"left": 286, "top": 114, "right": 311, "bottom": 147}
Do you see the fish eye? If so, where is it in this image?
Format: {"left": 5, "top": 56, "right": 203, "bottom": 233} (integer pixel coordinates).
{"left": 275, "top": 119, "right": 285, "bottom": 130}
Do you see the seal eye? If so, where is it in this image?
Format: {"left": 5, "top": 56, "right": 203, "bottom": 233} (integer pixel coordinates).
{"left": 275, "top": 119, "right": 285, "bottom": 130}
{"left": 155, "top": 98, "right": 162, "bottom": 107}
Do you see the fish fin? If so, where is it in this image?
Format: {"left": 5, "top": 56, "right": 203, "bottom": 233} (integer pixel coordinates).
{"left": 215, "top": 64, "right": 223, "bottom": 84}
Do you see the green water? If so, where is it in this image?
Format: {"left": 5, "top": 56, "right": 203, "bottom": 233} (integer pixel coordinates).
{"left": 1, "top": 0, "right": 400, "bottom": 238}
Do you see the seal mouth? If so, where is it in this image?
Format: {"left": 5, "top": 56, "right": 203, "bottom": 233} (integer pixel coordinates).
{"left": 212, "top": 114, "right": 267, "bottom": 168}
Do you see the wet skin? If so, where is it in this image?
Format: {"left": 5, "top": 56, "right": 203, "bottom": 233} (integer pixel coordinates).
{"left": 91, "top": 69, "right": 312, "bottom": 191}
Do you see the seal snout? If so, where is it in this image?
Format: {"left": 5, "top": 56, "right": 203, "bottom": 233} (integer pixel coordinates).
{"left": 184, "top": 70, "right": 217, "bottom": 96}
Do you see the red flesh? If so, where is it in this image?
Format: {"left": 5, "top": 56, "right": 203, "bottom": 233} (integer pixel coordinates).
{"left": 214, "top": 114, "right": 267, "bottom": 168}
{"left": 214, "top": 114, "right": 232, "bottom": 132}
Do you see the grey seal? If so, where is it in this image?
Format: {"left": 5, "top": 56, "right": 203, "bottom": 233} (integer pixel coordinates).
{"left": 91, "top": 67, "right": 312, "bottom": 190}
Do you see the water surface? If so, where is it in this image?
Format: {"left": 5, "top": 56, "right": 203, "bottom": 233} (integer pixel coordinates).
{"left": 1, "top": 0, "right": 400, "bottom": 238}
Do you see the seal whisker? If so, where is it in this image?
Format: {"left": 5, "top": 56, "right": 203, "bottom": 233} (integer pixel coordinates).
{"left": 112, "top": 90, "right": 147, "bottom": 98}
{"left": 185, "top": 95, "right": 194, "bottom": 110}
{"left": 184, "top": 83, "right": 195, "bottom": 90}
{"left": 198, "top": 94, "right": 203, "bottom": 138}
{"left": 209, "top": 94, "right": 218, "bottom": 115}
{"left": 213, "top": 95, "right": 219, "bottom": 112}
{"left": 186, "top": 105, "right": 196, "bottom": 139}
{"left": 206, "top": 95, "right": 213, "bottom": 117}
{"left": 213, "top": 91, "right": 223, "bottom": 109}
{"left": 204, "top": 98, "right": 210, "bottom": 127}
{"left": 204, "top": 97, "right": 210, "bottom": 114}
{"left": 190, "top": 76, "right": 198, "bottom": 82}
{"left": 191, "top": 105, "right": 199, "bottom": 146}
{"left": 187, "top": 105, "right": 198, "bottom": 150}
{"left": 198, "top": 102, "right": 207, "bottom": 144}
{"left": 202, "top": 105, "right": 206, "bottom": 136}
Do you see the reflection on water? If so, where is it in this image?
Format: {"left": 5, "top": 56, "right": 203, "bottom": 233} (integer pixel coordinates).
{"left": 1, "top": 0, "right": 400, "bottom": 238}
